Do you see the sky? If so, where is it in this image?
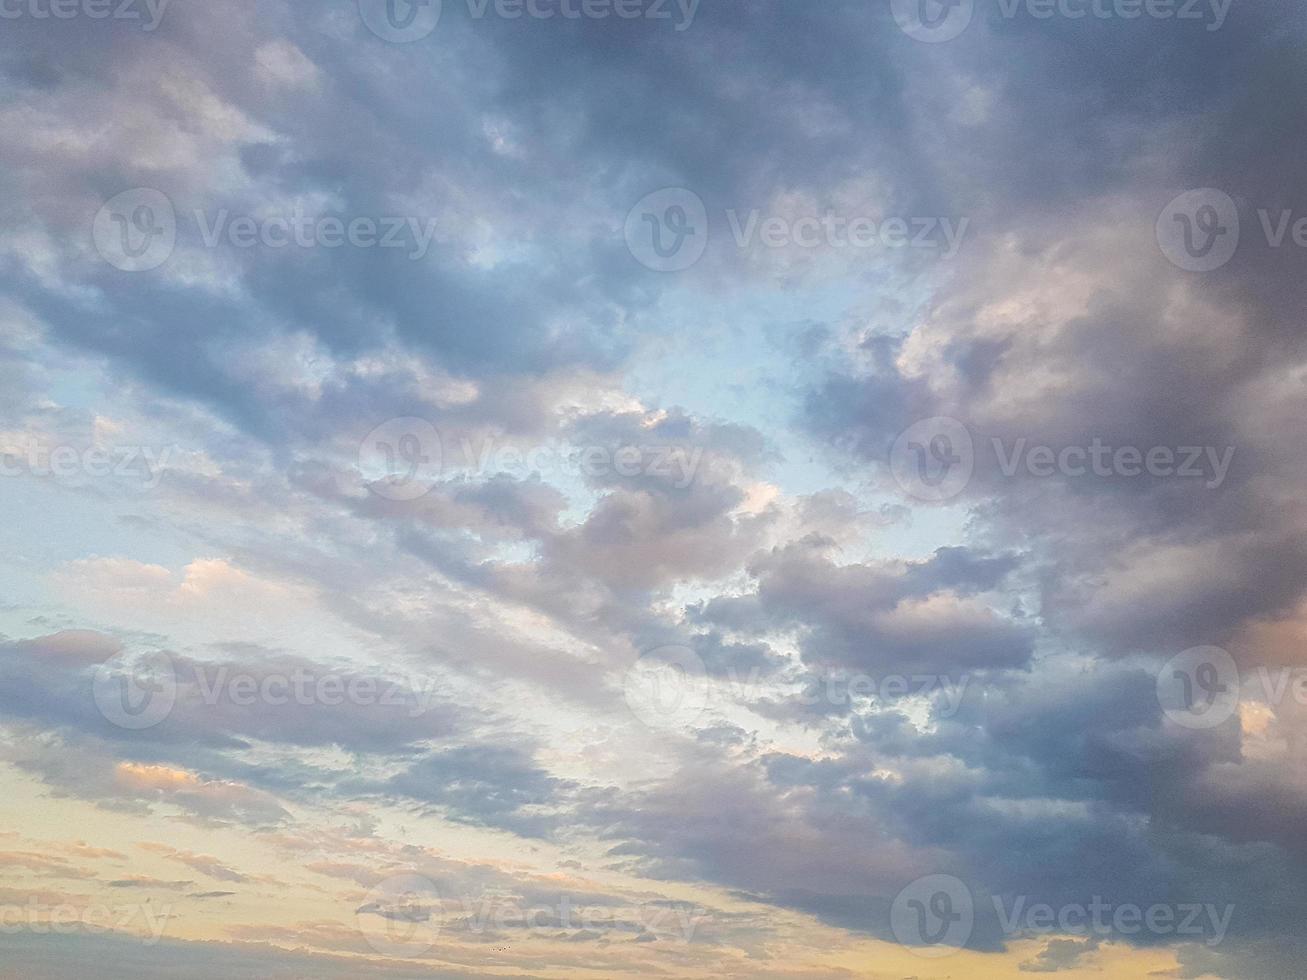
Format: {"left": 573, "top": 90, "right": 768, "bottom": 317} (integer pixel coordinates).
{"left": 1, "top": 0, "right": 1306, "bottom": 977}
